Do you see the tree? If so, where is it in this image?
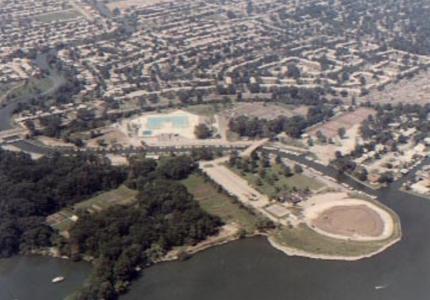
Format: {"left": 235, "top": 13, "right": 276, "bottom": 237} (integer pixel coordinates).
{"left": 246, "top": 0, "right": 254, "bottom": 15}
{"left": 353, "top": 166, "right": 368, "bottom": 181}
{"left": 194, "top": 124, "right": 212, "bottom": 139}
{"left": 258, "top": 166, "right": 266, "bottom": 178}
{"left": 338, "top": 127, "right": 346, "bottom": 139}
{"left": 316, "top": 130, "right": 327, "bottom": 143}
{"left": 283, "top": 165, "right": 293, "bottom": 177}
{"left": 24, "top": 120, "right": 36, "bottom": 136}
{"left": 275, "top": 154, "right": 282, "bottom": 164}
{"left": 378, "top": 171, "right": 394, "bottom": 184}
{"left": 157, "top": 156, "right": 195, "bottom": 180}
{"left": 286, "top": 63, "right": 301, "bottom": 79}
{"left": 229, "top": 151, "right": 239, "bottom": 166}
{"left": 294, "top": 164, "right": 303, "bottom": 174}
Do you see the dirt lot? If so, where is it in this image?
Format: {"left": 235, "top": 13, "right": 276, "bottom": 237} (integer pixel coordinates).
{"left": 312, "top": 205, "right": 384, "bottom": 238}
{"left": 362, "top": 70, "right": 430, "bottom": 104}
{"left": 221, "top": 102, "right": 307, "bottom": 121}
{"left": 86, "top": 128, "right": 141, "bottom": 148}
{"left": 266, "top": 203, "right": 290, "bottom": 218}
{"left": 308, "top": 107, "right": 375, "bottom": 138}
{"left": 309, "top": 123, "right": 361, "bottom": 164}
{"left": 106, "top": 0, "right": 167, "bottom": 11}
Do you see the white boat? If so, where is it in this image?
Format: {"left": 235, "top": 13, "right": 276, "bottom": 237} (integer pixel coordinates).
{"left": 51, "top": 276, "right": 65, "bottom": 283}
{"left": 375, "top": 285, "right": 387, "bottom": 290}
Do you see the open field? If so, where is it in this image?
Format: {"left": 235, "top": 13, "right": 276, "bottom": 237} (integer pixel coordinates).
{"left": 47, "top": 185, "right": 138, "bottom": 233}
{"left": 47, "top": 209, "right": 76, "bottom": 232}
{"left": 308, "top": 107, "right": 375, "bottom": 139}
{"left": 74, "top": 185, "right": 137, "bottom": 213}
{"left": 185, "top": 103, "right": 232, "bottom": 118}
{"left": 308, "top": 123, "right": 361, "bottom": 165}
{"left": 106, "top": 0, "right": 167, "bottom": 11}
{"left": 269, "top": 223, "right": 399, "bottom": 259}
{"left": 221, "top": 102, "right": 307, "bottom": 121}
{"left": 302, "top": 193, "right": 396, "bottom": 241}
{"left": 230, "top": 164, "right": 324, "bottom": 198}
{"left": 268, "top": 192, "right": 402, "bottom": 259}
{"left": 182, "top": 174, "right": 259, "bottom": 233}
{"left": 312, "top": 205, "right": 384, "bottom": 238}
{"left": 8, "top": 77, "right": 53, "bottom": 100}
{"left": 362, "top": 70, "right": 430, "bottom": 104}
{"left": 34, "top": 9, "right": 82, "bottom": 23}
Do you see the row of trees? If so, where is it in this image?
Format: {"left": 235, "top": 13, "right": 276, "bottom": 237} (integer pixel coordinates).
{"left": 228, "top": 104, "right": 334, "bottom": 138}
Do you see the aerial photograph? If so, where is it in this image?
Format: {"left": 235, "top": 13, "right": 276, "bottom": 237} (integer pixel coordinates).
{"left": 0, "top": 0, "right": 429, "bottom": 299}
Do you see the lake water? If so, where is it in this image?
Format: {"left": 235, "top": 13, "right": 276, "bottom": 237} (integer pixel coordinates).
{"left": 120, "top": 185, "right": 430, "bottom": 300}
{"left": 2, "top": 170, "right": 430, "bottom": 300}
{"left": 0, "top": 256, "right": 90, "bottom": 300}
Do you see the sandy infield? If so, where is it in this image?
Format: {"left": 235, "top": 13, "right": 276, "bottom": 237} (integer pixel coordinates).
{"left": 303, "top": 193, "right": 395, "bottom": 241}
{"left": 312, "top": 205, "right": 384, "bottom": 238}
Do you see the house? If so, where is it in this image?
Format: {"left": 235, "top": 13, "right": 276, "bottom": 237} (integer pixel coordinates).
{"left": 368, "top": 173, "right": 381, "bottom": 184}
{"left": 278, "top": 191, "right": 308, "bottom": 204}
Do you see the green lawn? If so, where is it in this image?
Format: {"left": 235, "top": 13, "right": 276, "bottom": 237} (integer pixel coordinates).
{"left": 230, "top": 164, "right": 324, "bottom": 198}
{"left": 271, "top": 221, "right": 401, "bottom": 257}
{"left": 226, "top": 130, "right": 240, "bottom": 142}
{"left": 52, "top": 217, "right": 75, "bottom": 232}
{"left": 8, "top": 77, "right": 53, "bottom": 99}
{"left": 74, "top": 185, "right": 138, "bottom": 212}
{"left": 49, "top": 209, "right": 76, "bottom": 232}
{"left": 0, "top": 82, "right": 17, "bottom": 94}
{"left": 182, "top": 174, "right": 259, "bottom": 233}
{"left": 185, "top": 103, "right": 232, "bottom": 117}
{"left": 34, "top": 9, "right": 82, "bottom": 23}
{"left": 49, "top": 185, "right": 138, "bottom": 233}
{"left": 270, "top": 197, "right": 402, "bottom": 257}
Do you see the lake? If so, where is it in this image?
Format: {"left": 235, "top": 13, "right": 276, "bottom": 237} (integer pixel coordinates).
{"left": 0, "top": 256, "right": 90, "bottom": 300}
{"left": 0, "top": 183, "right": 429, "bottom": 300}
{"left": 120, "top": 186, "right": 430, "bottom": 300}
{"left": 0, "top": 135, "right": 429, "bottom": 300}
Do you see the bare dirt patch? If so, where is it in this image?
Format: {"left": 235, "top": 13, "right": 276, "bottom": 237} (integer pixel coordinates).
{"left": 362, "top": 70, "right": 430, "bottom": 104}
{"left": 106, "top": 0, "right": 167, "bottom": 11}
{"left": 312, "top": 205, "right": 384, "bottom": 238}
{"left": 308, "top": 107, "right": 375, "bottom": 138}
{"left": 221, "top": 102, "right": 307, "bottom": 121}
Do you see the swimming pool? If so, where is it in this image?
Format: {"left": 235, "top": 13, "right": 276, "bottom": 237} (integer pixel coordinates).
{"left": 146, "top": 116, "right": 189, "bottom": 129}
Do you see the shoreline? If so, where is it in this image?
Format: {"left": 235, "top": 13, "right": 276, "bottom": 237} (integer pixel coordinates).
{"left": 27, "top": 225, "right": 402, "bottom": 271}
{"left": 267, "top": 233, "right": 402, "bottom": 261}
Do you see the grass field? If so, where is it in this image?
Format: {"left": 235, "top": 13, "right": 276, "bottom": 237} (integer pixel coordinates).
{"left": 270, "top": 197, "right": 402, "bottom": 257}
{"left": 271, "top": 220, "right": 400, "bottom": 257}
{"left": 185, "top": 104, "right": 220, "bottom": 117}
{"left": 182, "top": 174, "right": 259, "bottom": 233}
{"left": 50, "top": 209, "right": 76, "bottom": 232}
{"left": 74, "top": 185, "right": 138, "bottom": 213}
{"left": 0, "top": 82, "right": 17, "bottom": 94}
{"left": 230, "top": 164, "right": 323, "bottom": 198}
{"left": 34, "top": 9, "right": 82, "bottom": 23}
{"left": 49, "top": 185, "right": 138, "bottom": 233}
{"left": 8, "top": 77, "right": 53, "bottom": 99}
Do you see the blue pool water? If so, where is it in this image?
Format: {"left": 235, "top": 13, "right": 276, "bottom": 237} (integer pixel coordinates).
{"left": 147, "top": 116, "right": 189, "bottom": 129}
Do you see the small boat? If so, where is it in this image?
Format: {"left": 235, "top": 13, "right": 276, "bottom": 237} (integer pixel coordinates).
{"left": 51, "top": 276, "right": 65, "bottom": 283}
{"left": 375, "top": 285, "right": 387, "bottom": 290}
